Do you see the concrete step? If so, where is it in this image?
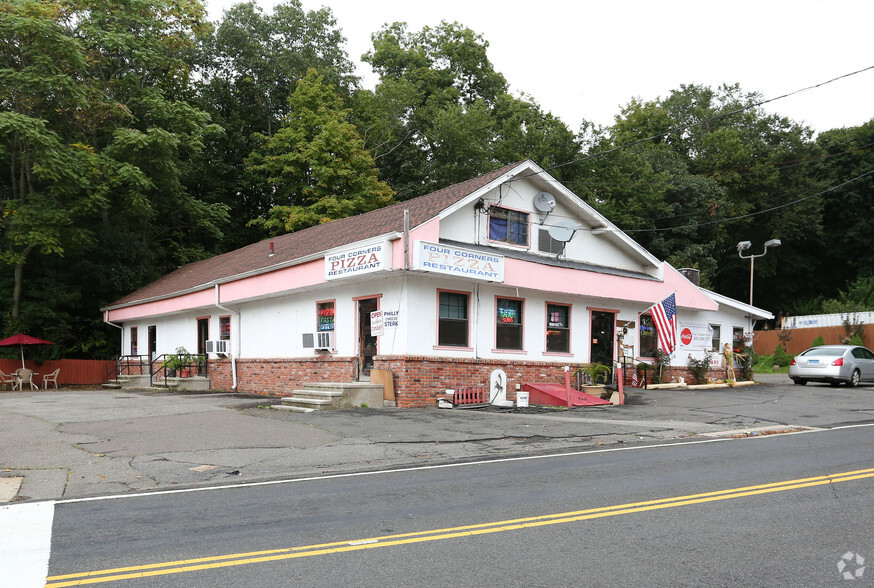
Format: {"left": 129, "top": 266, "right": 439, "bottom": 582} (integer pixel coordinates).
{"left": 273, "top": 404, "right": 316, "bottom": 413}
{"left": 280, "top": 392, "right": 339, "bottom": 411}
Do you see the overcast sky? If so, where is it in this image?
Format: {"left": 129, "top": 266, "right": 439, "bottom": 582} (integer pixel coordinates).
{"left": 205, "top": 0, "right": 873, "bottom": 134}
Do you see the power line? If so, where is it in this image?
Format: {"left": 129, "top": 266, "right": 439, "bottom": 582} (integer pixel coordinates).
{"left": 621, "top": 168, "right": 874, "bottom": 234}
{"left": 511, "top": 65, "right": 874, "bottom": 182}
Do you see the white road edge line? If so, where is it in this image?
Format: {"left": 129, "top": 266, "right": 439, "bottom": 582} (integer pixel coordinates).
{"left": 49, "top": 422, "right": 874, "bottom": 506}
{"left": 0, "top": 500, "right": 55, "bottom": 588}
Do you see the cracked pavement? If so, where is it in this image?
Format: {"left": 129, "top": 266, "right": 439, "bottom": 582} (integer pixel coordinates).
{"left": 2, "top": 375, "right": 874, "bottom": 502}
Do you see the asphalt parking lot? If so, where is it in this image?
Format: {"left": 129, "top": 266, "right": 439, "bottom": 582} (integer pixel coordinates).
{"left": 2, "top": 374, "right": 873, "bottom": 502}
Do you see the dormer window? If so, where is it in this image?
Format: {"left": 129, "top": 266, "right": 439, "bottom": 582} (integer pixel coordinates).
{"left": 489, "top": 207, "right": 529, "bottom": 246}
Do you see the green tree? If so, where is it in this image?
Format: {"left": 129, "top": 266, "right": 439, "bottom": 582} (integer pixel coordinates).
{"left": 0, "top": 0, "right": 227, "bottom": 356}
{"left": 194, "top": 0, "right": 356, "bottom": 249}
{"left": 359, "top": 20, "right": 581, "bottom": 198}
{"left": 584, "top": 84, "right": 825, "bottom": 310}
{"left": 246, "top": 69, "right": 394, "bottom": 234}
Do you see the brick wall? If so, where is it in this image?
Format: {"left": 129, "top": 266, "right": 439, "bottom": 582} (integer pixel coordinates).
{"left": 208, "top": 356, "right": 356, "bottom": 396}
{"left": 206, "top": 355, "right": 739, "bottom": 406}
{"left": 373, "top": 356, "right": 586, "bottom": 408}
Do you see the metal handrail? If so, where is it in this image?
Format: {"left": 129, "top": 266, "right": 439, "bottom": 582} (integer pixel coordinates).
{"left": 150, "top": 353, "right": 208, "bottom": 388}
{"left": 105, "top": 355, "right": 149, "bottom": 383}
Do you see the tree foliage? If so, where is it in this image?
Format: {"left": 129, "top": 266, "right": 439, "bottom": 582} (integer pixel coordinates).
{"left": 246, "top": 69, "right": 394, "bottom": 234}
{"left": 0, "top": 0, "right": 227, "bottom": 356}
{"left": 0, "top": 1, "right": 870, "bottom": 360}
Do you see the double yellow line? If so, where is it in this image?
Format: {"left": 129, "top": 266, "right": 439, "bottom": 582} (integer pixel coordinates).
{"left": 47, "top": 467, "right": 874, "bottom": 586}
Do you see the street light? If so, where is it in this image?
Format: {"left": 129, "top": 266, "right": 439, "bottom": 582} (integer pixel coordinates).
{"left": 737, "top": 239, "right": 781, "bottom": 306}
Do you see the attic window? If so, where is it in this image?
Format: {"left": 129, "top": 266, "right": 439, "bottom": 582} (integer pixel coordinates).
{"left": 489, "top": 207, "right": 529, "bottom": 246}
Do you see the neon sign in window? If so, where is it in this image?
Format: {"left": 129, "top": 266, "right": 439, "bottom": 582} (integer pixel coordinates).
{"left": 317, "top": 301, "right": 335, "bottom": 331}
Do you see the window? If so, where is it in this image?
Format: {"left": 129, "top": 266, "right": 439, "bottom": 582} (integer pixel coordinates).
{"left": 219, "top": 316, "right": 231, "bottom": 340}
{"left": 489, "top": 207, "right": 529, "bottom": 246}
{"left": 438, "top": 291, "right": 469, "bottom": 347}
{"left": 710, "top": 324, "right": 721, "bottom": 351}
{"left": 538, "top": 228, "right": 564, "bottom": 254}
{"left": 546, "top": 303, "right": 570, "bottom": 353}
{"left": 317, "top": 301, "right": 335, "bottom": 332}
{"left": 732, "top": 327, "right": 744, "bottom": 352}
{"left": 640, "top": 314, "right": 658, "bottom": 357}
{"left": 130, "top": 327, "right": 138, "bottom": 356}
{"left": 496, "top": 297, "right": 523, "bottom": 350}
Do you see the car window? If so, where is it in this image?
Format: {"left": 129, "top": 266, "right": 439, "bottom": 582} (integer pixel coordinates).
{"left": 803, "top": 347, "right": 845, "bottom": 356}
{"left": 865, "top": 348, "right": 874, "bottom": 360}
{"left": 852, "top": 348, "right": 865, "bottom": 359}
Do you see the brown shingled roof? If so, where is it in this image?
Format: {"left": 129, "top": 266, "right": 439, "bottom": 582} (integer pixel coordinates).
{"left": 107, "top": 161, "right": 526, "bottom": 308}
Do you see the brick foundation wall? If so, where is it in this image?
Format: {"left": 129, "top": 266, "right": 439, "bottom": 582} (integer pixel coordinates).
{"left": 372, "top": 356, "right": 587, "bottom": 408}
{"left": 621, "top": 365, "right": 740, "bottom": 386}
{"left": 206, "top": 356, "right": 744, "bottom": 406}
{"left": 208, "top": 356, "right": 357, "bottom": 396}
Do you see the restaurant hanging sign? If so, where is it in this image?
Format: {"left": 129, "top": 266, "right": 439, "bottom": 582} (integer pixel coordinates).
{"left": 325, "top": 241, "right": 390, "bottom": 280}
{"left": 412, "top": 241, "right": 504, "bottom": 282}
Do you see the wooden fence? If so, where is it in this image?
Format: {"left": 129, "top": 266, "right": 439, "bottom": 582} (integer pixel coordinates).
{"left": 0, "top": 358, "right": 108, "bottom": 387}
{"left": 753, "top": 325, "right": 874, "bottom": 356}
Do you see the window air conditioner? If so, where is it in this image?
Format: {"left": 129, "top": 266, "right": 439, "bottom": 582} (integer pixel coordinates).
{"left": 205, "top": 340, "right": 230, "bottom": 355}
{"left": 302, "top": 331, "right": 334, "bottom": 350}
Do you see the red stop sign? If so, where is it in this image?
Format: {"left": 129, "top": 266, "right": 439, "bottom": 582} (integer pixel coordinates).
{"left": 680, "top": 328, "right": 693, "bottom": 345}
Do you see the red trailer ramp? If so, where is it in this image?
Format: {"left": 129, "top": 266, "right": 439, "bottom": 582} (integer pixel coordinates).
{"left": 520, "top": 383, "right": 612, "bottom": 407}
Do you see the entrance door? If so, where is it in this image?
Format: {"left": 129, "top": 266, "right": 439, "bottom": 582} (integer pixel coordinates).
{"left": 197, "top": 318, "right": 209, "bottom": 376}
{"left": 590, "top": 311, "right": 615, "bottom": 383}
{"left": 148, "top": 326, "right": 157, "bottom": 364}
{"left": 197, "top": 318, "right": 209, "bottom": 355}
{"left": 357, "top": 298, "right": 379, "bottom": 380}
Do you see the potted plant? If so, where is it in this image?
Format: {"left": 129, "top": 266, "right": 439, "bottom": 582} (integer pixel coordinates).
{"left": 161, "top": 347, "right": 192, "bottom": 378}
{"left": 575, "top": 362, "right": 611, "bottom": 394}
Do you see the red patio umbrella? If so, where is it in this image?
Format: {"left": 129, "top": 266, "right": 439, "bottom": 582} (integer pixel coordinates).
{"left": 0, "top": 333, "right": 55, "bottom": 369}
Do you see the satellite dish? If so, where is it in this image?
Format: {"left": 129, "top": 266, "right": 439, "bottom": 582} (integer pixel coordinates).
{"left": 533, "top": 192, "right": 556, "bottom": 213}
{"left": 548, "top": 221, "right": 580, "bottom": 243}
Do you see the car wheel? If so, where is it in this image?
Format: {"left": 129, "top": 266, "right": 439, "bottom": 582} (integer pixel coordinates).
{"left": 792, "top": 378, "right": 807, "bottom": 386}
{"left": 847, "top": 369, "right": 861, "bottom": 388}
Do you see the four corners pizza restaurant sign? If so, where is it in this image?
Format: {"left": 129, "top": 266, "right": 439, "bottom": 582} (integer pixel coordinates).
{"left": 325, "top": 240, "right": 390, "bottom": 280}
{"left": 412, "top": 241, "right": 505, "bottom": 282}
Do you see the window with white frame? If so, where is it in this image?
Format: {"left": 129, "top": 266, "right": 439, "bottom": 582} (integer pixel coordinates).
{"left": 710, "top": 324, "right": 721, "bottom": 351}
{"left": 732, "top": 327, "right": 744, "bottom": 351}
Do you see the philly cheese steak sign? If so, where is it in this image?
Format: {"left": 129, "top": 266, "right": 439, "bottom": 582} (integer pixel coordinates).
{"left": 413, "top": 241, "right": 504, "bottom": 282}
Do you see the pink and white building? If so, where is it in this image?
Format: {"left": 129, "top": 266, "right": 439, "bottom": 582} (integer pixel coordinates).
{"left": 102, "top": 160, "right": 772, "bottom": 406}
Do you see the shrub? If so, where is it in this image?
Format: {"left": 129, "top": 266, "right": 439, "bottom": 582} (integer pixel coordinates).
{"left": 739, "top": 344, "right": 755, "bottom": 381}
{"left": 773, "top": 344, "right": 791, "bottom": 367}
{"left": 850, "top": 333, "right": 864, "bottom": 346}
{"left": 688, "top": 351, "right": 712, "bottom": 384}
{"left": 811, "top": 335, "right": 825, "bottom": 347}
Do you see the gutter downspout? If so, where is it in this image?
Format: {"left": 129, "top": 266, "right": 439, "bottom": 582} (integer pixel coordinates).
{"left": 215, "top": 283, "right": 239, "bottom": 390}
{"left": 104, "top": 310, "right": 124, "bottom": 353}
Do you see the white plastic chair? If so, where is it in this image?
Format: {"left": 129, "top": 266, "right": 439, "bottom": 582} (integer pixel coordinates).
{"left": 42, "top": 368, "right": 60, "bottom": 389}
{"left": 14, "top": 368, "right": 37, "bottom": 391}
{"left": 0, "top": 370, "right": 16, "bottom": 390}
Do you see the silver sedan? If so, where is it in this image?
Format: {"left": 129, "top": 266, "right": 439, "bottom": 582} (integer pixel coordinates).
{"left": 788, "top": 344, "right": 874, "bottom": 387}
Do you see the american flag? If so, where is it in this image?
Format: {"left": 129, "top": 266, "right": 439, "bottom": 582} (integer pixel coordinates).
{"left": 651, "top": 293, "right": 678, "bottom": 355}
{"left": 631, "top": 370, "right": 639, "bottom": 387}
